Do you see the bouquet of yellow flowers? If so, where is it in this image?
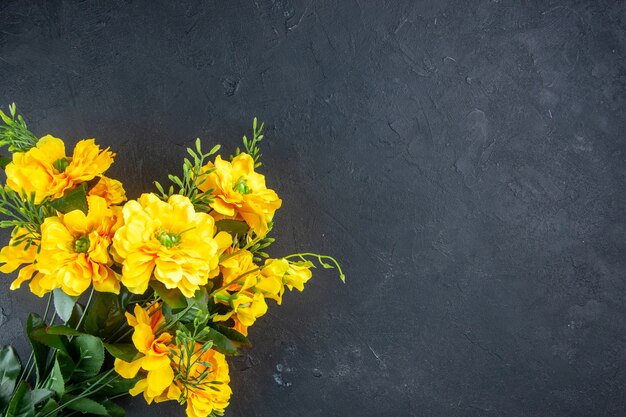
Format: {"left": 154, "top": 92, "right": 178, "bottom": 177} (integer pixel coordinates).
{"left": 0, "top": 104, "right": 343, "bottom": 417}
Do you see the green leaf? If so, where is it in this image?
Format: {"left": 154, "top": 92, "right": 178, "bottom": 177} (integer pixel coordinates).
{"left": 5, "top": 382, "right": 34, "bottom": 417}
{"left": 84, "top": 176, "right": 102, "bottom": 193}
{"left": 215, "top": 219, "right": 250, "bottom": 235}
{"left": 28, "top": 314, "right": 69, "bottom": 356}
{"left": 83, "top": 293, "right": 127, "bottom": 340}
{"left": 208, "top": 144, "right": 221, "bottom": 155}
{"left": 0, "top": 110, "right": 12, "bottom": 124}
{"left": 42, "top": 360, "right": 64, "bottom": 397}
{"left": 0, "top": 346, "right": 21, "bottom": 413}
{"left": 101, "top": 400, "right": 125, "bottom": 417}
{"left": 203, "top": 327, "right": 238, "bottom": 356}
{"left": 70, "top": 335, "right": 104, "bottom": 380}
{"left": 30, "top": 389, "right": 52, "bottom": 405}
{"left": 45, "top": 325, "right": 83, "bottom": 337}
{"left": 102, "top": 343, "right": 139, "bottom": 362}
{"left": 53, "top": 289, "right": 78, "bottom": 323}
{"left": 50, "top": 184, "right": 88, "bottom": 214}
{"left": 178, "top": 288, "right": 208, "bottom": 323}
{"left": 62, "top": 396, "right": 108, "bottom": 415}
{"left": 150, "top": 281, "right": 186, "bottom": 310}
{"left": 209, "top": 323, "right": 251, "bottom": 347}
{"left": 56, "top": 352, "right": 75, "bottom": 383}
{"left": 66, "top": 302, "right": 85, "bottom": 330}
{"left": 0, "top": 156, "right": 11, "bottom": 169}
{"left": 25, "top": 314, "right": 50, "bottom": 386}
{"left": 38, "top": 399, "right": 59, "bottom": 417}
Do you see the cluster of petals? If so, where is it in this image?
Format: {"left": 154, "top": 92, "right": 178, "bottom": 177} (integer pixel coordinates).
{"left": 114, "top": 304, "right": 231, "bottom": 416}
{"left": 2, "top": 195, "right": 122, "bottom": 297}
{"left": 213, "top": 249, "right": 312, "bottom": 329}
{"left": 112, "top": 193, "right": 232, "bottom": 297}
{"left": 199, "top": 153, "right": 281, "bottom": 236}
{"left": 5, "top": 135, "right": 114, "bottom": 203}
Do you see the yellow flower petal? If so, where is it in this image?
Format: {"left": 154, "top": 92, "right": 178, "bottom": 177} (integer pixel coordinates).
{"left": 146, "top": 365, "right": 174, "bottom": 398}
{"left": 128, "top": 378, "right": 148, "bottom": 397}
{"left": 132, "top": 323, "right": 155, "bottom": 353}
{"left": 114, "top": 358, "right": 143, "bottom": 379}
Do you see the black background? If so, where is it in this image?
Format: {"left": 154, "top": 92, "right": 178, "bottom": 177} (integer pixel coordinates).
{"left": 1, "top": 1, "right": 625, "bottom": 416}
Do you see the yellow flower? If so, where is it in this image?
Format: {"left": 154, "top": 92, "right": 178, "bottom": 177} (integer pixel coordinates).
{"left": 114, "top": 304, "right": 176, "bottom": 404}
{"left": 199, "top": 153, "right": 281, "bottom": 236}
{"left": 214, "top": 249, "right": 268, "bottom": 326}
{"left": 214, "top": 251, "right": 311, "bottom": 326}
{"left": 182, "top": 349, "right": 231, "bottom": 417}
{"left": 88, "top": 176, "right": 127, "bottom": 205}
{"left": 284, "top": 262, "right": 313, "bottom": 292}
{"left": 256, "top": 258, "right": 289, "bottom": 303}
{"left": 116, "top": 304, "right": 232, "bottom": 415}
{"left": 213, "top": 288, "right": 268, "bottom": 327}
{"left": 35, "top": 195, "right": 122, "bottom": 296}
{"left": 218, "top": 251, "right": 310, "bottom": 304}
{"left": 256, "top": 259, "right": 313, "bottom": 303}
{"left": 218, "top": 249, "right": 258, "bottom": 290}
{"left": 5, "top": 135, "right": 115, "bottom": 203}
{"left": 0, "top": 229, "right": 46, "bottom": 294}
{"left": 112, "top": 193, "right": 232, "bottom": 297}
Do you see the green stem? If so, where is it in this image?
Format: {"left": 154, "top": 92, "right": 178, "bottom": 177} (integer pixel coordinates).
{"left": 208, "top": 267, "right": 261, "bottom": 298}
{"left": 74, "top": 287, "right": 95, "bottom": 333}
{"left": 40, "top": 369, "right": 117, "bottom": 417}
{"left": 284, "top": 252, "right": 345, "bottom": 282}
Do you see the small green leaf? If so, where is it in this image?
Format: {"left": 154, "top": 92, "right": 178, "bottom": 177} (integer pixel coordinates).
{"left": 150, "top": 281, "right": 186, "bottom": 310}
{"left": 70, "top": 335, "right": 104, "bottom": 380}
{"left": 209, "top": 323, "right": 251, "bottom": 347}
{"left": 5, "top": 381, "right": 34, "bottom": 417}
{"left": 176, "top": 288, "right": 208, "bottom": 323}
{"left": 38, "top": 399, "right": 59, "bottom": 417}
{"left": 30, "top": 389, "right": 52, "bottom": 405}
{"left": 45, "top": 325, "right": 83, "bottom": 337}
{"left": 53, "top": 289, "right": 78, "bottom": 323}
{"left": 103, "top": 343, "right": 139, "bottom": 362}
{"left": 0, "top": 346, "right": 21, "bottom": 412}
{"left": 62, "top": 396, "right": 108, "bottom": 415}
{"left": 50, "top": 185, "right": 88, "bottom": 214}
{"left": 208, "top": 144, "right": 221, "bottom": 155}
{"left": 29, "top": 315, "right": 69, "bottom": 357}
{"left": 215, "top": 219, "right": 250, "bottom": 235}
{"left": 42, "top": 360, "right": 64, "bottom": 397}
{"left": 0, "top": 110, "right": 12, "bottom": 125}
{"left": 56, "top": 353, "right": 75, "bottom": 383}
{"left": 203, "top": 327, "right": 238, "bottom": 356}
{"left": 154, "top": 181, "right": 165, "bottom": 196}
{"left": 65, "top": 302, "right": 85, "bottom": 330}
{"left": 25, "top": 314, "right": 50, "bottom": 386}
{"left": 0, "top": 156, "right": 11, "bottom": 169}
{"left": 102, "top": 399, "right": 125, "bottom": 417}
{"left": 83, "top": 292, "right": 127, "bottom": 340}
{"left": 85, "top": 176, "right": 102, "bottom": 192}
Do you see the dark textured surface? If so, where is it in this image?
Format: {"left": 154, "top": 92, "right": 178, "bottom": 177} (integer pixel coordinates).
{"left": 1, "top": 1, "right": 625, "bottom": 416}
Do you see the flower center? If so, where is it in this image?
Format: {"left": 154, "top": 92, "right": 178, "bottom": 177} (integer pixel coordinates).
{"left": 73, "top": 235, "right": 90, "bottom": 253}
{"left": 53, "top": 158, "right": 70, "bottom": 173}
{"left": 232, "top": 177, "right": 251, "bottom": 195}
{"left": 157, "top": 230, "right": 181, "bottom": 248}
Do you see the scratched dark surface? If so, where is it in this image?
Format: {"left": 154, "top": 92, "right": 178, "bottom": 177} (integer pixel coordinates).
{"left": 1, "top": 0, "right": 625, "bottom": 416}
